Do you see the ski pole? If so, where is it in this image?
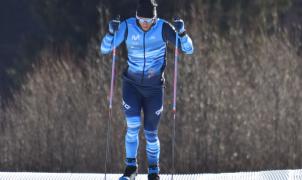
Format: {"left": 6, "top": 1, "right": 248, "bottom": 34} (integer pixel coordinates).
{"left": 104, "top": 15, "right": 120, "bottom": 180}
{"left": 171, "top": 16, "right": 180, "bottom": 180}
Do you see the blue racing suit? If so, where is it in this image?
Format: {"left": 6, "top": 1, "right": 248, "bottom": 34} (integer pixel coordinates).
{"left": 101, "top": 17, "right": 193, "bottom": 173}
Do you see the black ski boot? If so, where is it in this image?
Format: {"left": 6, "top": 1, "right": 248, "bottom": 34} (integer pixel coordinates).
{"left": 119, "top": 166, "right": 137, "bottom": 180}
{"left": 148, "top": 164, "right": 160, "bottom": 180}
{"left": 148, "top": 173, "right": 160, "bottom": 180}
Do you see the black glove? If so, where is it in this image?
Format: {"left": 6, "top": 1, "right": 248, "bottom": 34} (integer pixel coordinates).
{"left": 173, "top": 17, "right": 186, "bottom": 35}
{"left": 108, "top": 15, "right": 120, "bottom": 35}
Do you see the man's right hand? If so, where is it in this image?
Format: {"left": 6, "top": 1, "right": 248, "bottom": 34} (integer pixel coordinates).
{"left": 108, "top": 16, "right": 120, "bottom": 35}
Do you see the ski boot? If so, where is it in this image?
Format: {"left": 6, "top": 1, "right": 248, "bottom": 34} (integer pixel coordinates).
{"left": 148, "top": 173, "right": 160, "bottom": 180}
{"left": 148, "top": 164, "right": 160, "bottom": 180}
{"left": 119, "top": 165, "right": 137, "bottom": 180}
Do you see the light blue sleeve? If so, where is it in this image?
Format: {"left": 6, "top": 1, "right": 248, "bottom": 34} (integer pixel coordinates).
{"left": 100, "top": 21, "right": 127, "bottom": 54}
{"left": 162, "top": 21, "right": 194, "bottom": 55}
{"left": 179, "top": 34, "right": 194, "bottom": 55}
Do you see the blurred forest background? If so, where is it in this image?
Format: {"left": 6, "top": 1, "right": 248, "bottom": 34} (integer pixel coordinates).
{"left": 1, "top": 0, "right": 302, "bottom": 174}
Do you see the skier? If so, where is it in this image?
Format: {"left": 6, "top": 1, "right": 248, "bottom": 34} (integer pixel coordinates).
{"left": 100, "top": 0, "right": 193, "bottom": 179}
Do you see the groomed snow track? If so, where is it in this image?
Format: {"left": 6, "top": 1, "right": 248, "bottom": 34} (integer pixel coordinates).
{"left": 0, "top": 169, "right": 301, "bottom": 180}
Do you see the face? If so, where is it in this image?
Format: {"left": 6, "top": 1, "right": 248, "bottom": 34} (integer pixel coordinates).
{"left": 136, "top": 16, "right": 155, "bottom": 31}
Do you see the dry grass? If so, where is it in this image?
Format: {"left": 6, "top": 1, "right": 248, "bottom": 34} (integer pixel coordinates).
{"left": 1, "top": 27, "right": 302, "bottom": 173}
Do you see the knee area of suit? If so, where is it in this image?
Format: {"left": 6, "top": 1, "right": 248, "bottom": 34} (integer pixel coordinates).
{"left": 126, "top": 127, "right": 140, "bottom": 142}
{"left": 144, "top": 130, "right": 159, "bottom": 142}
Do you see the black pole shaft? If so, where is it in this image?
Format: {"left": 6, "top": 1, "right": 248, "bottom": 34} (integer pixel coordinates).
{"left": 104, "top": 108, "right": 112, "bottom": 180}
{"left": 172, "top": 111, "right": 176, "bottom": 180}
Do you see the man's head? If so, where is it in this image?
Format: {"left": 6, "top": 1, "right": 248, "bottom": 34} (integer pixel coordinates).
{"left": 136, "top": 0, "right": 157, "bottom": 19}
{"left": 136, "top": 0, "right": 157, "bottom": 31}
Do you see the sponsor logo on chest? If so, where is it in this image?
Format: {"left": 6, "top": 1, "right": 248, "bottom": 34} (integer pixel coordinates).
{"left": 149, "top": 36, "right": 156, "bottom": 40}
{"left": 132, "top": 34, "right": 140, "bottom": 41}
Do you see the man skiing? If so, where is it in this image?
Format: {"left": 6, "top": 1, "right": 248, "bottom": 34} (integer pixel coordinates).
{"left": 100, "top": 0, "right": 193, "bottom": 179}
